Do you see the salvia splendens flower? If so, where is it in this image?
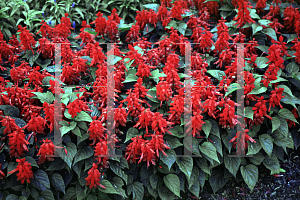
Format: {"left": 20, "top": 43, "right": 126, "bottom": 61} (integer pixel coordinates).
{"left": 8, "top": 158, "right": 33, "bottom": 184}
{"left": 85, "top": 163, "right": 106, "bottom": 189}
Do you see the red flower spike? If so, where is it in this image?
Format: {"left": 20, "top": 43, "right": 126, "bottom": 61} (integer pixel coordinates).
{"left": 85, "top": 163, "right": 106, "bottom": 189}
{"left": 8, "top": 158, "right": 33, "bottom": 184}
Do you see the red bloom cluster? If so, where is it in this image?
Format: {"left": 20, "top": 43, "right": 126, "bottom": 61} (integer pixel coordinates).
{"left": 8, "top": 158, "right": 33, "bottom": 184}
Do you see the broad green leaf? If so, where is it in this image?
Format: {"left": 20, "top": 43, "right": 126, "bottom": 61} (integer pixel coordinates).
{"left": 159, "top": 149, "right": 176, "bottom": 171}
{"left": 263, "top": 154, "right": 280, "bottom": 175}
{"left": 252, "top": 24, "right": 263, "bottom": 35}
{"left": 125, "top": 128, "right": 140, "bottom": 143}
{"left": 286, "top": 62, "right": 299, "bottom": 74}
{"left": 32, "top": 169, "right": 51, "bottom": 190}
{"left": 245, "top": 107, "right": 254, "bottom": 120}
{"left": 60, "top": 121, "right": 77, "bottom": 137}
{"left": 199, "top": 142, "right": 219, "bottom": 163}
{"left": 271, "top": 116, "right": 281, "bottom": 133}
{"left": 246, "top": 138, "right": 262, "bottom": 155}
{"left": 131, "top": 182, "right": 144, "bottom": 200}
{"left": 58, "top": 143, "right": 77, "bottom": 169}
{"left": 143, "top": 4, "right": 160, "bottom": 12}
{"left": 225, "top": 83, "right": 242, "bottom": 97}
{"left": 249, "top": 9, "right": 260, "bottom": 19}
{"left": 277, "top": 85, "right": 293, "bottom": 97}
{"left": 50, "top": 173, "right": 65, "bottom": 194}
{"left": 177, "top": 21, "right": 187, "bottom": 35}
{"left": 25, "top": 156, "right": 38, "bottom": 168}
{"left": 202, "top": 120, "right": 212, "bottom": 138}
{"left": 73, "top": 145, "right": 94, "bottom": 165}
{"left": 248, "top": 86, "right": 267, "bottom": 95}
{"left": 74, "top": 111, "right": 92, "bottom": 122}
{"left": 207, "top": 70, "right": 226, "bottom": 81}
{"left": 240, "top": 164, "right": 258, "bottom": 192}
{"left": 224, "top": 156, "right": 241, "bottom": 177}
{"left": 166, "top": 20, "right": 177, "bottom": 29}
{"left": 98, "top": 179, "right": 119, "bottom": 195}
{"left": 262, "top": 28, "right": 277, "bottom": 41}
{"left": 259, "top": 134, "right": 273, "bottom": 157}
{"left": 176, "top": 157, "right": 193, "bottom": 180}
{"left": 279, "top": 108, "right": 298, "bottom": 123}
{"left": 31, "top": 91, "right": 54, "bottom": 104}
{"left": 163, "top": 174, "right": 181, "bottom": 197}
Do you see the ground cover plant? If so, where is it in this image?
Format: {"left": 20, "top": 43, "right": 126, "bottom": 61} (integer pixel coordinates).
{"left": 1, "top": 0, "right": 300, "bottom": 199}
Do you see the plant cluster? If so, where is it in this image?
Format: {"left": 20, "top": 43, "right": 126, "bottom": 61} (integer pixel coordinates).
{"left": 0, "top": 0, "right": 300, "bottom": 200}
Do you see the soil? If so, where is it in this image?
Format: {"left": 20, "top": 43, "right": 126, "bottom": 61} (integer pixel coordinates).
{"left": 196, "top": 148, "right": 300, "bottom": 200}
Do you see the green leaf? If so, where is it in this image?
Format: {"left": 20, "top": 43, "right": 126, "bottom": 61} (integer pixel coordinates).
{"left": 149, "top": 173, "right": 158, "bottom": 190}
{"left": 177, "top": 21, "right": 187, "bottom": 35}
{"left": 279, "top": 108, "right": 298, "bottom": 123}
{"left": 207, "top": 70, "right": 226, "bottom": 81}
{"left": 143, "top": 23, "right": 155, "bottom": 35}
{"left": 74, "top": 111, "right": 92, "bottom": 122}
{"left": 166, "top": 20, "right": 177, "bottom": 29}
{"left": 131, "top": 182, "right": 144, "bottom": 200}
{"left": 259, "top": 134, "right": 273, "bottom": 157}
{"left": 199, "top": 142, "right": 219, "bottom": 163}
{"left": 176, "top": 157, "right": 193, "bottom": 180}
{"left": 263, "top": 153, "right": 280, "bottom": 175}
{"left": 277, "top": 85, "right": 293, "bottom": 97}
{"left": 158, "top": 185, "right": 175, "bottom": 200}
{"left": 59, "top": 142, "right": 77, "bottom": 169}
{"left": 73, "top": 145, "right": 94, "bottom": 165}
{"left": 32, "top": 169, "right": 51, "bottom": 190}
{"left": 50, "top": 173, "right": 65, "bottom": 194}
{"left": 122, "top": 74, "right": 138, "bottom": 83}
{"left": 277, "top": 116, "right": 289, "bottom": 137}
{"left": 224, "top": 156, "right": 241, "bottom": 177}
{"left": 258, "top": 19, "right": 271, "bottom": 26}
{"left": 25, "top": 156, "right": 38, "bottom": 168}
{"left": 262, "top": 28, "right": 277, "bottom": 41}
{"left": 249, "top": 9, "right": 260, "bottom": 19}
{"left": 163, "top": 174, "right": 181, "bottom": 197}
{"left": 225, "top": 83, "right": 242, "bottom": 97}
{"left": 143, "top": 4, "right": 160, "bottom": 12}
{"left": 99, "top": 179, "right": 119, "bottom": 195}
{"left": 280, "top": 92, "right": 300, "bottom": 110}
{"left": 240, "top": 164, "right": 258, "bottom": 192}
{"left": 271, "top": 116, "right": 281, "bottom": 133}
{"left": 110, "top": 161, "right": 128, "bottom": 185}
{"left": 248, "top": 86, "right": 267, "bottom": 95}
{"left": 72, "top": 126, "right": 81, "bottom": 138}
{"left": 31, "top": 91, "right": 54, "bottom": 104}
{"left": 168, "top": 125, "right": 184, "bottom": 138}
{"left": 209, "top": 169, "right": 229, "bottom": 194}
{"left": 245, "top": 107, "right": 254, "bottom": 120}
{"left": 252, "top": 24, "right": 262, "bottom": 35}
{"left": 202, "top": 120, "right": 212, "bottom": 138}
{"left": 159, "top": 149, "right": 176, "bottom": 171}
{"left": 125, "top": 128, "right": 140, "bottom": 143}
{"left": 164, "top": 134, "right": 183, "bottom": 149}
{"left": 286, "top": 62, "right": 299, "bottom": 74}
{"left": 255, "top": 57, "right": 269, "bottom": 67}
{"left": 287, "top": 34, "right": 298, "bottom": 43}
{"left": 246, "top": 138, "right": 262, "bottom": 155}
{"left": 60, "top": 121, "right": 77, "bottom": 137}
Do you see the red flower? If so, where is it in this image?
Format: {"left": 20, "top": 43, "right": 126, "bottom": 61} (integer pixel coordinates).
{"left": 8, "top": 158, "right": 33, "bottom": 184}
{"left": 85, "top": 163, "right": 106, "bottom": 189}
{"left": 17, "top": 25, "right": 36, "bottom": 54}
{"left": 25, "top": 115, "right": 46, "bottom": 134}
{"left": 233, "top": 0, "right": 256, "bottom": 28}
{"left": 8, "top": 127, "right": 29, "bottom": 158}
{"left": 268, "top": 87, "right": 285, "bottom": 112}
{"left": 94, "top": 140, "right": 109, "bottom": 169}
{"left": 88, "top": 119, "right": 107, "bottom": 146}
{"left": 229, "top": 129, "right": 256, "bottom": 149}
{"left": 37, "top": 138, "right": 55, "bottom": 164}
